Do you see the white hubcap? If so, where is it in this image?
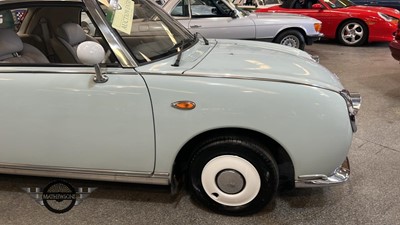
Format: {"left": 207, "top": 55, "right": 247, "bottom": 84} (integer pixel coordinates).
{"left": 201, "top": 155, "right": 261, "bottom": 206}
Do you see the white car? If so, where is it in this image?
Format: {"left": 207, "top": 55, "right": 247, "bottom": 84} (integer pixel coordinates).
{"left": 0, "top": 0, "right": 359, "bottom": 215}
{"left": 163, "top": 0, "right": 323, "bottom": 49}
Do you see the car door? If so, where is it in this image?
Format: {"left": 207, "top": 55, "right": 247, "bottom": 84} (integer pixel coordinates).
{"left": 0, "top": 65, "right": 155, "bottom": 173}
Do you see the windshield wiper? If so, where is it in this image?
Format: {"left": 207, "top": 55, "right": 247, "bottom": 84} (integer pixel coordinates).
{"left": 171, "top": 34, "right": 209, "bottom": 67}
{"left": 171, "top": 40, "right": 186, "bottom": 67}
{"left": 194, "top": 32, "right": 209, "bottom": 45}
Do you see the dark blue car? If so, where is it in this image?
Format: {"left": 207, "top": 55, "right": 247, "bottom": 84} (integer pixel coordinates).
{"left": 351, "top": 0, "right": 400, "bottom": 10}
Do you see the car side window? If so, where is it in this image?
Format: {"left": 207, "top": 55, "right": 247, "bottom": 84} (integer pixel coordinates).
{"left": 190, "top": 0, "right": 231, "bottom": 17}
{"left": 81, "top": 12, "right": 97, "bottom": 36}
{"left": 171, "top": 0, "right": 190, "bottom": 17}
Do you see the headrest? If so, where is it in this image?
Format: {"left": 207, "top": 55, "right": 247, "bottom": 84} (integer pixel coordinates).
{"left": 57, "top": 23, "right": 87, "bottom": 46}
{"left": 0, "top": 29, "right": 23, "bottom": 58}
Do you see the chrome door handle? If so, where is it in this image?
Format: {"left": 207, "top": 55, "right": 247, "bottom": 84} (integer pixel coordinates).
{"left": 190, "top": 25, "right": 202, "bottom": 28}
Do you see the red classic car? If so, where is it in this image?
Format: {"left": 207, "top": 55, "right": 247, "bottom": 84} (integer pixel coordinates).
{"left": 256, "top": 0, "right": 400, "bottom": 46}
{"left": 390, "top": 22, "right": 400, "bottom": 61}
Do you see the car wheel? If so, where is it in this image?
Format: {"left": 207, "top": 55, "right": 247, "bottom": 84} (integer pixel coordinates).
{"left": 338, "top": 20, "right": 368, "bottom": 46}
{"left": 188, "top": 137, "right": 279, "bottom": 215}
{"left": 274, "top": 30, "right": 305, "bottom": 50}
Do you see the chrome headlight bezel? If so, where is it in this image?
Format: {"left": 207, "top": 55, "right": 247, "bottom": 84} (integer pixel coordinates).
{"left": 340, "top": 90, "right": 361, "bottom": 133}
{"left": 340, "top": 90, "right": 361, "bottom": 116}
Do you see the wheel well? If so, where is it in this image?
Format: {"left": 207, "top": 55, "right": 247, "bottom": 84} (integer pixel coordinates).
{"left": 336, "top": 18, "right": 369, "bottom": 40}
{"left": 273, "top": 27, "right": 306, "bottom": 42}
{"left": 172, "top": 128, "right": 295, "bottom": 190}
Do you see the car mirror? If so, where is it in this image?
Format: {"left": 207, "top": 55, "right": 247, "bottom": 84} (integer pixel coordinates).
{"left": 77, "top": 41, "right": 105, "bottom": 65}
{"left": 229, "top": 10, "right": 238, "bottom": 18}
{"left": 77, "top": 41, "right": 108, "bottom": 83}
{"left": 311, "top": 3, "right": 324, "bottom": 10}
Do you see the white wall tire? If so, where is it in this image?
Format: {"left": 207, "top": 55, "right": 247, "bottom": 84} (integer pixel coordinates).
{"left": 188, "top": 137, "right": 279, "bottom": 215}
{"left": 201, "top": 155, "right": 261, "bottom": 206}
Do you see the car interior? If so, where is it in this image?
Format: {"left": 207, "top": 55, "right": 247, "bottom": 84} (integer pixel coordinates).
{"left": 0, "top": 2, "right": 189, "bottom": 66}
{"left": 0, "top": 6, "right": 118, "bottom": 65}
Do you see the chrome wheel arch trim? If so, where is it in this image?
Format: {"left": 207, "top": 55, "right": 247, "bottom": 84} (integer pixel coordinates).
{"left": 0, "top": 163, "right": 170, "bottom": 185}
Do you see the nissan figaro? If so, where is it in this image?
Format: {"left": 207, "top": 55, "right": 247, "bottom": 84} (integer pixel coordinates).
{"left": 0, "top": 0, "right": 360, "bottom": 215}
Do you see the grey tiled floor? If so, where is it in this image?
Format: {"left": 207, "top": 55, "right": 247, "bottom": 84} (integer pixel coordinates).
{"left": 1, "top": 42, "right": 399, "bottom": 224}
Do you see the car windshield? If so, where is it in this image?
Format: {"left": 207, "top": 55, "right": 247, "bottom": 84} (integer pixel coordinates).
{"left": 98, "top": 0, "right": 195, "bottom": 63}
{"left": 225, "top": 0, "right": 249, "bottom": 16}
{"left": 323, "top": 0, "right": 355, "bottom": 8}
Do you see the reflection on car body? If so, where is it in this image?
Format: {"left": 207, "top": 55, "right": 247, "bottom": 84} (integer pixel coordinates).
{"left": 0, "top": 0, "right": 360, "bottom": 215}
{"left": 163, "top": 0, "right": 323, "bottom": 49}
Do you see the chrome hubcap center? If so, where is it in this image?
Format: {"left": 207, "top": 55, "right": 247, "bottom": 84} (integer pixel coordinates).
{"left": 216, "top": 169, "right": 245, "bottom": 194}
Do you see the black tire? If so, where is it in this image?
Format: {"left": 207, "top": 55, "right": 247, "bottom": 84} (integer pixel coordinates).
{"left": 187, "top": 137, "right": 279, "bottom": 216}
{"left": 337, "top": 20, "right": 368, "bottom": 46}
{"left": 274, "top": 29, "right": 306, "bottom": 50}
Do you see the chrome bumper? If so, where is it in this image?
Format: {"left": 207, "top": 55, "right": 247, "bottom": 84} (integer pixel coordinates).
{"left": 295, "top": 158, "right": 350, "bottom": 188}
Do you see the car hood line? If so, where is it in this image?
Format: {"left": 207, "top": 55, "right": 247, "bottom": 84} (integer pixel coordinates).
{"left": 184, "top": 39, "right": 344, "bottom": 91}
{"left": 139, "top": 70, "right": 342, "bottom": 94}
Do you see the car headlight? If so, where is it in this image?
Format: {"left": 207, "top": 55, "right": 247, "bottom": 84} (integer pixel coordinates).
{"left": 378, "top": 12, "right": 396, "bottom": 22}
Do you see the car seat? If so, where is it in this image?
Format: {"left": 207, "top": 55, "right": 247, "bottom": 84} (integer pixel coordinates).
{"left": 51, "top": 22, "right": 99, "bottom": 63}
{"left": 0, "top": 28, "right": 49, "bottom": 63}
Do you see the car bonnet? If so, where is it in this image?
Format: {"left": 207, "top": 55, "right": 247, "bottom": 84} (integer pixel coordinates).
{"left": 183, "top": 39, "right": 344, "bottom": 92}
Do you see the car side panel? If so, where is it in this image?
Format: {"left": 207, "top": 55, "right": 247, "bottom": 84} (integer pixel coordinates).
{"left": 142, "top": 75, "right": 353, "bottom": 178}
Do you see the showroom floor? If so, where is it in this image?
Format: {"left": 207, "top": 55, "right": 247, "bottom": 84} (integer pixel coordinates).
{"left": 1, "top": 41, "right": 399, "bottom": 225}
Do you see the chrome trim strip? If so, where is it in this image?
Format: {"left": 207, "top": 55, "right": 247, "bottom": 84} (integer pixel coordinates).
{"left": 0, "top": 67, "right": 137, "bottom": 75}
{"left": 295, "top": 158, "right": 350, "bottom": 188}
{"left": 139, "top": 72, "right": 341, "bottom": 93}
{"left": 0, "top": 163, "right": 169, "bottom": 185}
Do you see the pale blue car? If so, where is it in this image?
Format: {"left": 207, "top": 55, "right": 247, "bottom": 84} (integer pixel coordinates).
{"left": 0, "top": 0, "right": 359, "bottom": 215}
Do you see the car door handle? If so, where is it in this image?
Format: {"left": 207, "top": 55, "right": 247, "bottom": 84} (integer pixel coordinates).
{"left": 190, "top": 25, "right": 202, "bottom": 28}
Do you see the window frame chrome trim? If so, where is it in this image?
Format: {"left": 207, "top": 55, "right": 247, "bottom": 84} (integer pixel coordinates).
{"left": 83, "top": 0, "right": 137, "bottom": 68}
